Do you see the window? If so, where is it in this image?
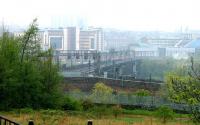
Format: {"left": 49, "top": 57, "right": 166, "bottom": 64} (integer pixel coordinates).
{"left": 50, "top": 37, "right": 63, "bottom": 49}
{"left": 90, "top": 38, "right": 95, "bottom": 49}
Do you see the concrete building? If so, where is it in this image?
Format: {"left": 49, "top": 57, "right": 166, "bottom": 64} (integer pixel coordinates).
{"left": 66, "top": 27, "right": 80, "bottom": 50}
{"left": 104, "top": 35, "right": 133, "bottom": 51}
{"left": 79, "top": 31, "right": 94, "bottom": 50}
{"left": 130, "top": 41, "right": 195, "bottom": 58}
{"left": 146, "top": 38, "right": 181, "bottom": 47}
{"left": 79, "top": 28, "right": 104, "bottom": 51}
{"left": 89, "top": 28, "right": 104, "bottom": 51}
{"left": 143, "top": 33, "right": 193, "bottom": 48}
{"left": 130, "top": 47, "right": 158, "bottom": 57}
{"left": 165, "top": 47, "right": 195, "bottom": 58}
{"left": 14, "top": 27, "right": 104, "bottom": 51}
{"left": 38, "top": 27, "right": 79, "bottom": 51}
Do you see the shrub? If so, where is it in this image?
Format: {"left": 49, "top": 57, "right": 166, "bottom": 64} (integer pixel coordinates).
{"left": 135, "top": 89, "right": 151, "bottom": 96}
{"left": 191, "top": 106, "right": 200, "bottom": 124}
{"left": 62, "top": 96, "right": 82, "bottom": 111}
{"left": 81, "top": 99, "right": 94, "bottom": 111}
{"left": 156, "top": 106, "right": 174, "bottom": 124}
{"left": 91, "top": 82, "right": 113, "bottom": 103}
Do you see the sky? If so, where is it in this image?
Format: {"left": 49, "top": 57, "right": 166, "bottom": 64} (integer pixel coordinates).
{"left": 0, "top": 0, "right": 200, "bottom": 31}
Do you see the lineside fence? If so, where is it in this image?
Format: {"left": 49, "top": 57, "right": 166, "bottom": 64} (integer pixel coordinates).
{"left": 67, "top": 92, "right": 199, "bottom": 112}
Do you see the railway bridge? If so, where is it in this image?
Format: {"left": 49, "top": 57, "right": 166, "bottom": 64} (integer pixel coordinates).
{"left": 54, "top": 50, "right": 160, "bottom": 79}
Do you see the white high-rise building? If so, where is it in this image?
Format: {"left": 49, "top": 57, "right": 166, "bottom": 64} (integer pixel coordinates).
{"left": 14, "top": 26, "right": 104, "bottom": 51}
{"left": 79, "top": 27, "right": 104, "bottom": 51}
{"left": 38, "top": 27, "right": 79, "bottom": 51}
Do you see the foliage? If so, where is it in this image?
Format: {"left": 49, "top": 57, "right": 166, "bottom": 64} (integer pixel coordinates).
{"left": 166, "top": 57, "right": 200, "bottom": 123}
{"left": 0, "top": 32, "right": 21, "bottom": 110}
{"left": 156, "top": 106, "right": 174, "bottom": 124}
{"left": 137, "top": 58, "right": 187, "bottom": 80}
{"left": 81, "top": 99, "right": 94, "bottom": 111}
{"left": 190, "top": 106, "right": 200, "bottom": 124}
{"left": 135, "top": 89, "right": 151, "bottom": 96}
{"left": 122, "top": 109, "right": 155, "bottom": 116}
{"left": 89, "top": 105, "right": 112, "bottom": 118}
{"left": 167, "top": 74, "right": 199, "bottom": 104}
{"left": 156, "top": 83, "right": 169, "bottom": 98}
{"left": 0, "top": 19, "right": 62, "bottom": 110}
{"left": 62, "top": 96, "right": 83, "bottom": 111}
{"left": 112, "top": 105, "right": 122, "bottom": 118}
{"left": 134, "top": 89, "right": 151, "bottom": 105}
{"left": 91, "top": 82, "right": 113, "bottom": 103}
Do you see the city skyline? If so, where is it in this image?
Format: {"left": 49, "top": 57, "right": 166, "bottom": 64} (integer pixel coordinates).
{"left": 0, "top": 0, "right": 200, "bottom": 31}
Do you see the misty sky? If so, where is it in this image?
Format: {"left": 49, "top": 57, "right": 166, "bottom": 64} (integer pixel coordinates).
{"left": 0, "top": 0, "right": 200, "bottom": 31}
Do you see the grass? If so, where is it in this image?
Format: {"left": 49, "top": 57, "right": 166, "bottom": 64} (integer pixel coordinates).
{"left": 0, "top": 109, "right": 195, "bottom": 125}
{"left": 114, "top": 117, "right": 144, "bottom": 124}
{"left": 122, "top": 109, "right": 190, "bottom": 118}
{"left": 122, "top": 109, "right": 154, "bottom": 116}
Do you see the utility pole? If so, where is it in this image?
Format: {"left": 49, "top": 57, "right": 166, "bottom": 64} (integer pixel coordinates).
{"left": 88, "top": 59, "right": 91, "bottom": 75}
{"left": 97, "top": 52, "right": 101, "bottom": 76}
{"left": 112, "top": 60, "right": 115, "bottom": 79}
{"left": 70, "top": 52, "right": 73, "bottom": 69}
{"left": 132, "top": 60, "right": 137, "bottom": 79}
{"left": 149, "top": 73, "right": 152, "bottom": 83}
{"left": 121, "top": 75, "right": 124, "bottom": 88}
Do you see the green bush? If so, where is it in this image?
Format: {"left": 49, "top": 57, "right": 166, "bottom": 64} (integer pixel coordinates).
{"left": 62, "top": 96, "right": 82, "bottom": 111}
{"left": 135, "top": 89, "right": 151, "bottom": 96}
{"left": 191, "top": 106, "right": 200, "bottom": 124}
{"left": 156, "top": 106, "right": 174, "bottom": 124}
{"left": 91, "top": 82, "right": 113, "bottom": 103}
{"left": 81, "top": 99, "right": 94, "bottom": 111}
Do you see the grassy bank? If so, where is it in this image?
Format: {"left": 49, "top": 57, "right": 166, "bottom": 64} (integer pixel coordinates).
{"left": 0, "top": 109, "right": 194, "bottom": 125}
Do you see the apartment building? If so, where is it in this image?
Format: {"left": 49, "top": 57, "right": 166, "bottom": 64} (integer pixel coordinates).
{"left": 14, "top": 27, "right": 104, "bottom": 51}
{"left": 79, "top": 28, "right": 104, "bottom": 51}
{"left": 38, "top": 27, "right": 79, "bottom": 51}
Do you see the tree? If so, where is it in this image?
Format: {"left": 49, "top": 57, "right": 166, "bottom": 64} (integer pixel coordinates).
{"left": 0, "top": 19, "right": 63, "bottom": 110}
{"left": 39, "top": 49, "right": 63, "bottom": 108}
{"left": 134, "top": 89, "right": 151, "bottom": 105}
{"left": 18, "top": 19, "right": 62, "bottom": 109}
{"left": 156, "top": 106, "right": 174, "bottom": 124}
{"left": 167, "top": 57, "right": 200, "bottom": 123}
{"left": 91, "top": 82, "right": 113, "bottom": 103}
{"left": 20, "top": 18, "right": 40, "bottom": 63}
{"left": 0, "top": 32, "right": 21, "bottom": 109}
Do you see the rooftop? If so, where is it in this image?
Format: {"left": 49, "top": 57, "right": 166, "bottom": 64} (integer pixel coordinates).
{"left": 184, "top": 39, "right": 200, "bottom": 48}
